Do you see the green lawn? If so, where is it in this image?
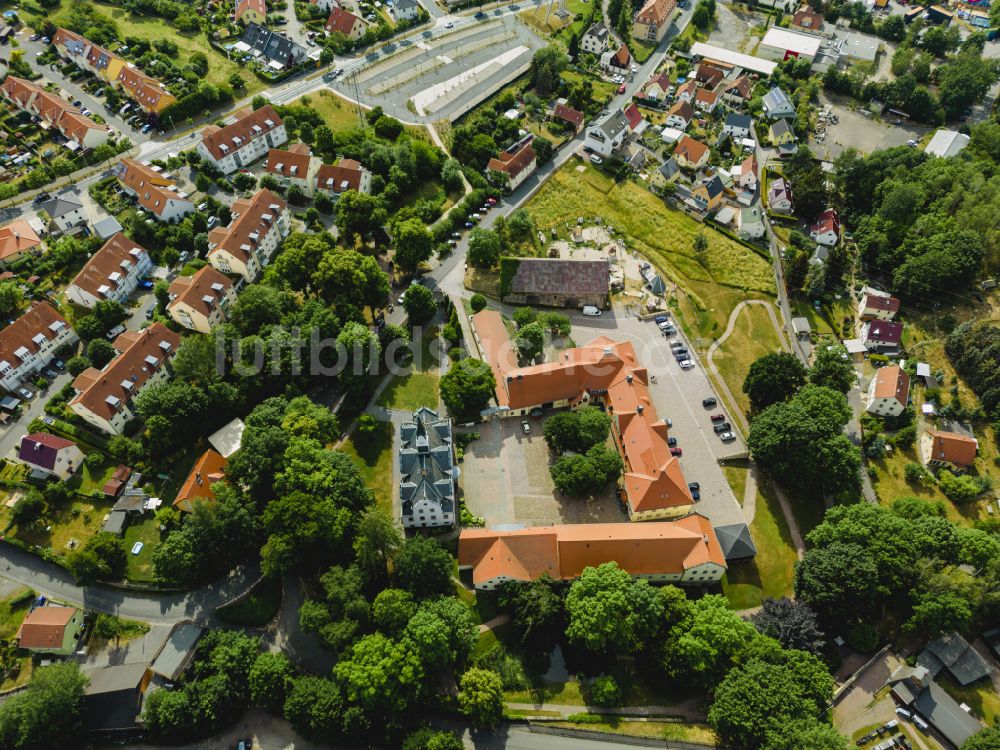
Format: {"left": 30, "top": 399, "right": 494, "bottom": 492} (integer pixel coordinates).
{"left": 0, "top": 587, "right": 34, "bottom": 641}
{"left": 376, "top": 327, "right": 442, "bottom": 413}
{"left": 65, "top": 455, "right": 118, "bottom": 495}
{"left": 123, "top": 517, "right": 160, "bottom": 583}
{"left": 523, "top": 164, "right": 775, "bottom": 346}
{"left": 722, "top": 463, "right": 749, "bottom": 506}
{"left": 721, "top": 476, "right": 798, "bottom": 610}
{"left": 216, "top": 576, "right": 282, "bottom": 626}
{"left": 712, "top": 303, "right": 785, "bottom": 418}
{"left": 0, "top": 493, "right": 114, "bottom": 560}
{"left": 549, "top": 720, "right": 717, "bottom": 744}
{"left": 937, "top": 674, "right": 1000, "bottom": 727}
{"left": 302, "top": 90, "right": 366, "bottom": 132}
{"left": 341, "top": 422, "right": 394, "bottom": 514}
{"left": 51, "top": 3, "right": 266, "bottom": 95}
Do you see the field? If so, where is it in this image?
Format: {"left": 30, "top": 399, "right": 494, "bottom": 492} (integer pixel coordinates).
{"left": 301, "top": 90, "right": 366, "bottom": 133}
{"left": 523, "top": 164, "right": 775, "bottom": 345}
{"left": 375, "top": 327, "right": 443, "bottom": 413}
{"left": 720, "top": 476, "right": 798, "bottom": 610}
{"left": 711, "top": 303, "right": 786, "bottom": 417}
{"left": 519, "top": 0, "right": 590, "bottom": 39}
{"left": 938, "top": 674, "right": 1000, "bottom": 727}
{"left": 51, "top": 2, "right": 267, "bottom": 96}
{"left": 340, "top": 421, "right": 394, "bottom": 515}
{"left": 123, "top": 516, "right": 160, "bottom": 583}
{"left": 0, "top": 586, "right": 35, "bottom": 690}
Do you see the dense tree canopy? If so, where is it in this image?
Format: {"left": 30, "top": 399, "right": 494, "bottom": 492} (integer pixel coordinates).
{"left": 0, "top": 663, "right": 87, "bottom": 750}
{"left": 742, "top": 352, "right": 808, "bottom": 412}
{"left": 565, "top": 563, "right": 664, "bottom": 654}
{"left": 439, "top": 358, "right": 495, "bottom": 420}
{"left": 750, "top": 598, "right": 826, "bottom": 656}
{"left": 543, "top": 406, "right": 611, "bottom": 454}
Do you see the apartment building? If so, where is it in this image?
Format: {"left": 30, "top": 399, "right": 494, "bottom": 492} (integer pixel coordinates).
{"left": 206, "top": 188, "right": 290, "bottom": 283}
{"left": 113, "top": 159, "right": 194, "bottom": 223}
{"left": 196, "top": 105, "right": 287, "bottom": 175}
{"left": 315, "top": 159, "right": 372, "bottom": 198}
{"left": 632, "top": 0, "right": 677, "bottom": 44}
{"left": 264, "top": 144, "right": 318, "bottom": 194}
{"left": 69, "top": 324, "right": 180, "bottom": 435}
{"left": 52, "top": 28, "right": 176, "bottom": 114}
{"left": 65, "top": 233, "right": 153, "bottom": 309}
{"left": 0, "top": 76, "right": 109, "bottom": 149}
{"left": 0, "top": 303, "right": 78, "bottom": 392}
{"left": 167, "top": 266, "right": 236, "bottom": 333}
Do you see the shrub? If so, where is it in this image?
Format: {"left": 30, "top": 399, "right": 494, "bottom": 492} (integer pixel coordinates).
{"left": 846, "top": 623, "right": 879, "bottom": 653}
{"left": 904, "top": 462, "right": 930, "bottom": 485}
{"left": 589, "top": 675, "right": 623, "bottom": 707}
{"left": 470, "top": 293, "right": 487, "bottom": 313}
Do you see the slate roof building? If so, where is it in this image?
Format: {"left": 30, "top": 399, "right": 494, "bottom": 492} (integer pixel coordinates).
{"left": 149, "top": 620, "right": 203, "bottom": 682}
{"left": 584, "top": 110, "right": 631, "bottom": 157}
{"left": 399, "top": 407, "right": 455, "bottom": 529}
{"left": 37, "top": 195, "right": 87, "bottom": 234}
{"left": 714, "top": 523, "right": 758, "bottom": 562}
{"left": 918, "top": 633, "right": 991, "bottom": 686}
{"left": 502, "top": 258, "right": 609, "bottom": 309}
{"left": 888, "top": 664, "right": 984, "bottom": 748}
{"left": 83, "top": 662, "right": 150, "bottom": 735}
{"left": 239, "top": 23, "right": 307, "bottom": 69}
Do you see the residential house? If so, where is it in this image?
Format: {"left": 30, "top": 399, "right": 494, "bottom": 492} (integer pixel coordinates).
{"left": 601, "top": 43, "right": 631, "bottom": 71}
{"left": 737, "top": 206, "right": 765, "bottom": 239}
{"left": 580, "top": 23, "right": 610, "bottom": 55}
{"left": 197, "top": 105, "right": 288, "bottom": 176}
{"left": 723, "top": 112, "right": 752, "bottom": 140}
{"left": 664, "top": 100, "right": 694, "bottom": 130}
{"left": 18, "top": 433, "right": 85, "bottom": 480}
{"left": 113, "top": 159, "right": 194, "bottom": 223}
{"left": 762, "top": 86, "right": 796, "bottom": 119}
{"left": 693, "top": 88, "right": 718, "bottom": 112}
{"left": 52, "top": 28, "right": 176, "bottom": 114}
{"left": 502, "top": 258, "right": 609, "bottom": 308}
{"left": 691, "top": 174, "right": 725, "bottom": 212}
{"left": 315, "top": 159, "right": 373, "bottom": 198}
{"left": 888, "top": 665, "right": 983, "bottom": 749}
{"left": 173, "top": 449, "right": 228, "bottom": 512}
{"left": 234, "top": 0, "right": 267, "bottom": 25}
{"left": 167, "top": 266, "right": 236, "bottom": 333}
{"left": 632, "top": 0, "right": 678, "bottom": 44}
{"left": 584, "top": 110, "right": 631, "bottom": 157}
{"left": 791, "top": 6, "right": 824, "bottom": 33}
{"left": 769, "top": 117, "right": 796, "bottom": 145}
{"left": 674, "top": 135, "right": 710, "bottom": 170}
{"left": 643, "top": 71, "right": 672, "bottom": 101}
{"left": 325, "top": 8, "right": 369, "bottom": 40}
{"left": 0, "top": 303, "right": 78, "bottom": 392}
{"left": 66, "top": 233, "right": 153, "bottom": 309}
{"left": 734, "top": 154, "right": 758, "bottom": 192}
{"left": 207, "top": 189, "right": 291, "bottom": 283}
{"left": 37, "top": 195, "right": 87, "bottom": 234}
{"left": 865, "top": 364, "right": 909, "bottom": 417}
{"left": 722, "top": 75, "right": 752, "bottom": 107}
{"left": 860, "top": 320, "right": 903, "bottom": 355}
{"left": 240, "top": 23, "right": 307, "bottom": 70}
{"left": 83, "top": 662, "right": 150, "bottom": 736}
{"left": 675, "top": 79, "right": 698, "bottom": 103}
{"left": 486, "top": 139, "right": 537, "bottom": 193}
{"left": 458, "top": 515, "right": 727, "bottom": 590}
{"left": 918, "top": 633, "right": 991, "bottom": 687}
{"left": 470, "top": 311, "right": 697, "bottom": 520}
{"left": 767, "top": 177, "right": 793, "bottom": 213}
{"left": 69, "top": 324, "right": 181, "bottom": 435}
{"left": 264, "top": 143, "right": 317, "bottom": 194}
{"left": 809, "top": 208, "right": 840, "bottom": 245}
{"left": 392, "top": 0, "right": 421, "bottom": 22}
{"left": 552, "top": 102, "right": 585, "bottom": 133}
{"left": 858, "top": 291, "right": 900, "bottom": 321}
{"left": 310, "top": 0, "right": 338, "bottom": 12}
{"left": 695, "top": 63, "right": 725, "bottom": 88}
{"left": 920, "top": 428, "right": 978, "bottom": 473}
{"left": 623, "top": 103, "right": 647, "bottom": 135}
{"left": 16, "top": 605, "right": 83, "bottom": 655}
{"left": 0, "top": 76, "right": 109, "bottom": 149}
{"left": 925, "top": 129, "right": 969, "bottom": 158}
{"left": 0, "top": 218, "right": 44, "bottom": 266}
{"left": 650, "top": 157, "right": 680, "bottom": 189}
{"left": 400, "top": 407, "right": 456, "bottom": 528}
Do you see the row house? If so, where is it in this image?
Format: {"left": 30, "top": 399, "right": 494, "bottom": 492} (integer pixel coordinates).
{"left": 197, "top": 105, "right": 287, "bottom": 175}
{"left": 0, "top": 303, "right": 78, "bottom": 392}
{"left": 113, "top": 159, "right": 194, "bottom": 223}
{"left": 0, "top": 76, "right": 109, "bottom": 149}
{"left": 69, "top": 323, "right": 180, "bottom": 435}
{"left": 52, "top": 28, "right": 176, "bottom": 114}
{"left": 207, "top": 188, "right": 290, "bottom": 283}
{"left": 167, "top": 266, "right": 236, "bottom": 333}
{"left": 65, "top": 233, "right": 153, "bottom": 309}
{"left": 264, "top": 146, "right": 373, "bottom": 198}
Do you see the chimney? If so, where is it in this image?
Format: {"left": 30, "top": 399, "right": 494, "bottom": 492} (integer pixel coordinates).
{"left": 636, "top": 404, "right": 643, "bottom": 414}
{"left": 195, "top": 472, "right": 202, "bottom": 485}
{"left": 626, "top": 374, "right": 633, "bottom": 384}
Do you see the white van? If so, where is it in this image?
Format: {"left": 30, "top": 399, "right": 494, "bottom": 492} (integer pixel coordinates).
{"left": 582, "top": 305, "right": 602, "bottom": 316}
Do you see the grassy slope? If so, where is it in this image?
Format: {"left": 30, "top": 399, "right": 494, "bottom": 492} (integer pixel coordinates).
{"left": 712, "top": 303, "right": 784, "bottom": 417}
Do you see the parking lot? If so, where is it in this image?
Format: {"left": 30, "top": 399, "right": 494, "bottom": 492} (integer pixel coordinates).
{"left": 810, "top": 92, "right": 931, "bottom": 160}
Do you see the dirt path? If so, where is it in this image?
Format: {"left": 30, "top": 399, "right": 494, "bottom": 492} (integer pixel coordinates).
{"left": 506, "top": 696, "right": 706, "bottom": 720}
{"left": 479, "top": 613, "right": 511, "bottom": 634}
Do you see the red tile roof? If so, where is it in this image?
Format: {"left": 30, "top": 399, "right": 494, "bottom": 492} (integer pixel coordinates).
{"left": 667, "top": 100, "right": 694, "bottom": 123}
{"left": 209, "top": 188, "right": 287, "bottom": 263}
{"left": 17, "top": 606, "right": 77, "bottom": 649}
{"left": 235, "top": 0, "right": 267, "bottom": 20}
{"left": 623, "top": 103, "right": 644, "bottom": 131}
{"left": 113, "top": 159, "right": 189, "bottom": 218}
{"left": 200, "top": 105, "right": 284, "bottom": 161}
{"left": 863, "top": 294, "right": 901, "bottom": 314}
{"left": 174, "top": 449, "right": 227, "bottom": 509}
{"left": 265, "top": 146, "right": 313, "bottom": 179}
{"left": 635, "top": 0, "right": 677, "bottom": 27}
{"left": 167, "top": 266, "right": 233, "bottom": 318}
{"left": 69, "top": 232, "right": 150, "bottom": 301}
{"left": 553, "top": 103, "right": 584, "bottom": 129}
{"left": 487, "top": 142, "right": 536, "bottom": 179}
{"left": 925, "top": 429, "right": 978, "bottom": 468}
{"left": 0, "top": 77, "right": 107, "bottom": 144}
{"left": 810, "top": 208, "right": 840, "bottom": 237}
{"left": 0, "top": 303, "right": 72, "bottom": 371}
{"left": 871, "top": 365, "right": 909, "bottom": 404}
{"left": 724, "top": 75, "right": 752, "bottom": 99}
{"left": 325, "top": 7, "right": 365, "bottom": 35}
{"left": 315, "top": 159, "right": 366, "bottom": 193}
{"left": 675, "top": 135, "right": 709, "bottom": 164}
{"left": 0, "top": 219, "right": 42, "bottom": 262}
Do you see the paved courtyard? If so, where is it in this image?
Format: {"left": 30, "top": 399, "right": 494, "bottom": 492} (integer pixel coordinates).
{"left": 459, "top": 415, "right": 624, "bottom": 528}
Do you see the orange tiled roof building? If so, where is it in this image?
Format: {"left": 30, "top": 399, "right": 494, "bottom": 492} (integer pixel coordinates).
{"left": 470, "top": 310, "right": 695, "bottom": 521}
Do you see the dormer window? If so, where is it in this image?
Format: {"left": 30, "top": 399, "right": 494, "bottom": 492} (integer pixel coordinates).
{"left": 274, "top": 162, "right": 283, "bottom": 172}
{"left": 264, "top": 119, "right": 274, "bottom": 127}
{"left": 106, "top": 395, "right": 120, "bottom": 408}
{"left": 31, "top": 333, "right": 47, "bottom": 346}
{"left": 219, "top": 144, "right": 230, "bottom": 153}
{"left": 13, "top": 346, "right": 29, "bottom": 360}
{"left": 269, "top": 203, "right": 280, "bottom": 211}
{"left": 121, "top": 380, "right": 134, "bottom": 390}
{"left": 144, "top": 354, "right": 159, "bottom": 367}
{"left": 158, "top": 340, "right": 172, "bottom": 352}
{"left": 210, "top": 282, "right": 225, "bottom": 292}
{"left": 202, "top": 295, "right": 215, "bottom": 306}
{"left": 49, "top": 321, "right": 65, "bottom": 332}
{"left": 108, "top": 271, "right": 122, "bottom": 283}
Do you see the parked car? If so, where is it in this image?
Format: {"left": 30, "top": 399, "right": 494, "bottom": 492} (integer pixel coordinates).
{"left": 18, "top": 388, "right": 33, "bottom": 400}
{"left": 702, "top": 397, "right": 717, "bottom": 407}
{"left": 679, "top": 360, "right": 695, "bottom": 369}
{"left": 521, "top": 420, "right": 530, "bottom": 434}
{"left": 670, "top": 341, "right": 685, "bottom": 350}
{"left": 690, "top": 488, "right": 700, "bottom": 500}
{"left": 667, "top": 437, "right": 677, "bottom": 447}
{"left": 589, "top": 154, "right": 603, "bottom": 165}
{"left": 719, "top": 431, "right": 735, "bottom": 441}
{"left": 653, "top": 315, "right": 669, "bottom": 324}
{"left": 53, "top": 359, "right": 65, "bottom": 371}
{"left": 710, "top": 414, "right": 726, "bottom": 422}
{"left": 42, "top": 367, "right": 57, "bottom": 379}
{"left": 145, "top": 305, "right": 156, "bottom": 320}
{"left": 105, "top": 324, "right": 126, "bottom": 340}
{"left": 688, "top": 482, "right": 700, "bottom": 491}
{"left": 669, "top": 446, "right": 682, "bottom": 456}
{"left": 713, "top": 422, "right": 731, "bottom": 433}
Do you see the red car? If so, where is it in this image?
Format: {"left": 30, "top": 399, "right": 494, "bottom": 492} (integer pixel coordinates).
{"left": 670, "top": 447, "right": 682, "bottom": 457}
{"left": 710, "top": 414, "right": 726, "bottom": 422}
{"left": 618, "top": 83, "right": 627, "bottom": 94}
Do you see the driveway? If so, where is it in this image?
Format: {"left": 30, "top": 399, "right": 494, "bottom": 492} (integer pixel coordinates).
{"left": 0, "top": 368, "right": 73, "bottom": 461}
